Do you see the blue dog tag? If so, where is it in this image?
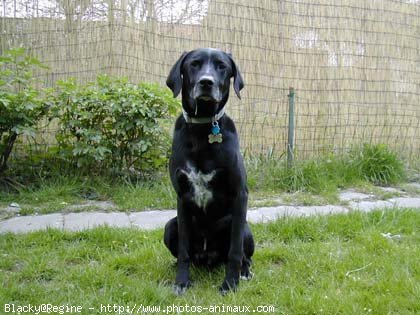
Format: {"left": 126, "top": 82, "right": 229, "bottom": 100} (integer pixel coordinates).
{"left": 209, "top": 120, "right": 222, "bottom": 144}
{"left": 211, "top": 124, "right": 220, "bottom": 135}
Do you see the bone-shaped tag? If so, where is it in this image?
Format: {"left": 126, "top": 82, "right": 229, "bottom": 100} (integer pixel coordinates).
{"left": 208, "top": 133, "right": 223, "bottom": 144}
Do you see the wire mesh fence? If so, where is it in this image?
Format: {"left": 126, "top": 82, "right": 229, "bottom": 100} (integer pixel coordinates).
{"left": 1, "top": 0, "right": 419, "bottom": 162}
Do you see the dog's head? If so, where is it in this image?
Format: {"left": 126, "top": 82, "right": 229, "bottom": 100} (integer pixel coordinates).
{"left": 166, "top": 48, "right": 244, "bottom": 117}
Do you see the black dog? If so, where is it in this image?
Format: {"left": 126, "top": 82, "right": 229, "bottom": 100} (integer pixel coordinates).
{"left": 164, "top": 48, "right": 254, "bottom": 295}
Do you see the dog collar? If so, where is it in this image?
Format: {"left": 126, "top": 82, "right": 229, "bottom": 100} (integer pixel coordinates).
{"left": 182, "top": 108, "right": 225, "bottom": 144}
{"left": 182, "top": 108, "right": 225, "bottom": 124}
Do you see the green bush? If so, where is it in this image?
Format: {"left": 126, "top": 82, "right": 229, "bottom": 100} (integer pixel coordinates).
{"left": 0, "top": 48, "right": 49, "bottom": 175}
{"left": 350, "top": 143, "right": 406, "bottom": 185}
{"left": 52, "top": 75, "right": 179, "bottom": 174}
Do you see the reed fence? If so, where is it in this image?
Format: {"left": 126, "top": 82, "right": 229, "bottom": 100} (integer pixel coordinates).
{"left": 1, "top": 0, "right": 419, "bottom": 161}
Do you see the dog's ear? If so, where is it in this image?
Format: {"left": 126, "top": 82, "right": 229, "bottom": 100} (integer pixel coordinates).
{"left": 166, "top": 51, "right": 189, "bottom": 98}
{"left": 228, "top": 54, "right": 244, "bottom": 99}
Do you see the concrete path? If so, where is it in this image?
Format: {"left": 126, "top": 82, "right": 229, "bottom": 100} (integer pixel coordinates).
{"left": 1, "top": 189, "right": 419, "bottom": 233}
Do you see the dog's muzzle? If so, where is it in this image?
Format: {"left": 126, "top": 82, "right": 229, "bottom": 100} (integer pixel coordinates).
{"left": 192, "top": 76, "right": 222, "bottom": 103}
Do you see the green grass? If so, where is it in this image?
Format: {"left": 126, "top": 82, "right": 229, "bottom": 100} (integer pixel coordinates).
{"left": 111, "top": 177, "right": 175, "bottom": 210}
{"left": 0, "top": 175, "right": 176, "bottom": 216}
{"left": 246, "top": 144, "right": 407, "bottom": 194}
{"left": 0, "top": 144, "right": 413, "bottom": 215}
{"left": 0, "top": 209, "right": 419, "bottom": 314}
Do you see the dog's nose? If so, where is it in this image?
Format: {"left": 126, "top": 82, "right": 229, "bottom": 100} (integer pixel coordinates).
{"left": 198, "top": 76, "right": 215, "bottom": 87}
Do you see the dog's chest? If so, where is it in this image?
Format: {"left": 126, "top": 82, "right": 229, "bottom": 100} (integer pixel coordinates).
{"left": 181, "top": 164, "right": 216, "bottom": 210}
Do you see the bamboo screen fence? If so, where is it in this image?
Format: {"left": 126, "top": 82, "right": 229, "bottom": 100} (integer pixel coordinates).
{"left": 1, "top": 0, "right": 419, "bottom": 160}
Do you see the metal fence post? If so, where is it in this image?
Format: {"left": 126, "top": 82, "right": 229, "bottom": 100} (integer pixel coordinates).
{"left": 287, "top": 87, "right": 295, "bottom": 169}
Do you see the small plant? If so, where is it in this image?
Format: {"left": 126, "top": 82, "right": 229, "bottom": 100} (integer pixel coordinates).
{"left": 0, "top": 48, "right": 48, "bottom": 175}
{"left": 52, "top": 75, "right": 179, "bottom": 174}
{"left": 350, "top": 143, "right": 405, "bottom": 185}
{"left": 246, "top": 144, "right": 405, "bottom": 193}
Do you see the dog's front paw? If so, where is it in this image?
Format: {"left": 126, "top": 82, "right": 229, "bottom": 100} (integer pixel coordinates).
{"left": 173, "top": 281, "right": 191, "bottom": 296}
{"left": 219, "top": 277, "right": 239, "bottom": 295}
{"left": 240, "top": 268, "right": 254, "bottom": 281}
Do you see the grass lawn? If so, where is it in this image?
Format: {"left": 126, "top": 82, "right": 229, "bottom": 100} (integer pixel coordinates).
{"left": 0, "top": 209, "right": 419, "bottom": 314}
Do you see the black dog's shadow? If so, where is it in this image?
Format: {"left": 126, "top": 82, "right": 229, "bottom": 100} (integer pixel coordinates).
{"left": 162, "top": 259, "right": 226, "bottom": 291}
{"left": 162, "top": 257, "right": 253, "bottom": 295}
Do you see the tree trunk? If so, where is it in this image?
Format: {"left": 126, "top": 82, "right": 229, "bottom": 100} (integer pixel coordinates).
{"left": 0, "top": 132, "right": 18, "bottom": 175}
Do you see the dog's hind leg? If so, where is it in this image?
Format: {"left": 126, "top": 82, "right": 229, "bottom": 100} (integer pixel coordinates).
{"left": 164, "top": 217, "right": 179, "bottom": 258}
{"left": 241, "top": 223, "right": 254, "bottom": 280}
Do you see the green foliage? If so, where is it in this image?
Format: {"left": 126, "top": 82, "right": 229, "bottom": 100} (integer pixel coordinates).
{"left": 350, "top": 143, "right": 406, "bottom": 185}
{"left": 247, "top": 155, "right": 345, "bottom": 194}
{"left": 247, "top": 144, "right": 406, "bottom": 194}
{"left": 0, "top": 48, "right": 48, "bottom": 174}
{"left": 52, "top": 75, "right": 179, "bottom": 174}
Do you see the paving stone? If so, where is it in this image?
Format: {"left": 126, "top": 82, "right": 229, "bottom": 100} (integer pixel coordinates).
{"left": 0, "top": 207, "right": 20, "bottom": 220}
{"left": 129, "top": 210, "right": 175, "bottom": 230}
{"left": 339, "top": 190, "right": 373, "bottom": 202}
{"left": 247, "top": 205, "right": 348, "bottom": 223}
{"left": 64, "top": 212, "right": 130, "bottom": 231}
{"left": 0, "top": 213, "right": 63, "bottom": 233}
{"left": 247, "top": 206, "right": 297, "bottom": 223}
{"left": 406, "top": 182, "right": 420, "bottom": 190}
{"left": 64, "top": 201, "right": 117, "bottom": 212}
{"left": 295, "top": 205, "right": 349, "bottom": 216}
{"left": 349, "top": 200, "right": 394, "bottom": 212}
{"left": 1, "top": 196, "right": 419, "bottom": 234}
{"left": 390, "top": 197, "right": 420, "bottom": 208}
{"left": 379, "top": 187, "right": 403, "bottom": 194}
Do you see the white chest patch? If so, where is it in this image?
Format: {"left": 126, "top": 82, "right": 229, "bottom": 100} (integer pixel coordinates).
{"left": 181, "top": 165, "right": 216, "bottom": 210}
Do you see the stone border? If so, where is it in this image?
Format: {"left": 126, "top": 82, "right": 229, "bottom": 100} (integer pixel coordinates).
{"left": 1, "top": 197, "right": 419, "bottom": 234}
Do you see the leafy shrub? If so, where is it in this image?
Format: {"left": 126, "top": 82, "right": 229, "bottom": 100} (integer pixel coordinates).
{"left": 0, "top": 48, "right": 49, "bottom": 174}
{"left": 52, "top": 75, "right": 179, "bottom": 174}
{"left": 350, "top": 143, "right": 405, "bottom": 185}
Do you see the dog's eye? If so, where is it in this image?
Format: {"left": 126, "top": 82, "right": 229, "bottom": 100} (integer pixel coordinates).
{"left": 190, "top": 60, "right": 201, "bottom": 68}
{"left": 217, "top": 63, "right": 227, "bottom": 70}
